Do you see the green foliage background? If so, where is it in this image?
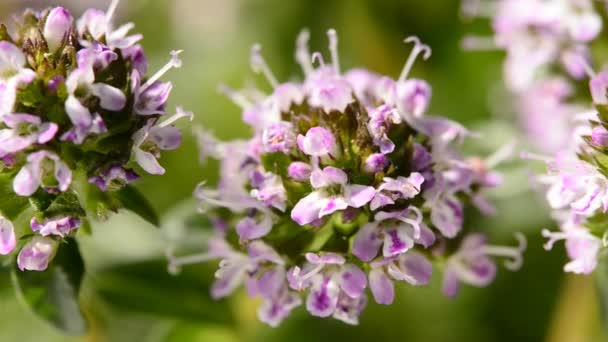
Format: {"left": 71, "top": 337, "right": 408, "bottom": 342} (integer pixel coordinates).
{"left": 0, "top": 0, "right": 605, "bottom": 341}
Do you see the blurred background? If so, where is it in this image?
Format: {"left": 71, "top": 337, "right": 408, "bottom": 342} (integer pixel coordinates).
{"left": 0, "top": 0, "right": 606, "bottom": 341}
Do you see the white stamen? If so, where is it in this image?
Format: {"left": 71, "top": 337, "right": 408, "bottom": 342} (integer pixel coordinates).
{"left": 217, "top": 84, "right": 252, "bottom": 109}
{"left": 408, "top": 206, "right": 423, "bottom": 224}
{"left": 140, "top": 50, "right": 183, "bottom": 93}
{"left": 106, "top": 0, "right": 120, "bottom": 24}
{"left": 580, "top": 58, "right": 596, "bottom": 79}
{"left": 485, "top": 140, "right": 516, "bottom": 169}
{"left": 250, "top": 44, "right": 279, "bottom": 88}
{"left": 541, "top": 228, "right": 566, "bottom": 250}
{"left": 166, "top": 248, "right": 215, "bottom": 275}
{"left": 399, "top": 36, "right": 432, "bottom": 82}
{"left": 520, "top": 151, "right": 552, "bottom": 163}
{"left": 327, "top": 29, "right": 340, "bottom": 75}
{"left": 460, "top": 0, "right": 495, "bottom": 19}
{"left": 481, "top": 233, "right": 527, "bottom": 271}
{"left": 311, "top": 52, "right": 326, "bottom": 68}
{"left": 460, "top": 36, "right": 499, "bottom": 51}
{"left": 297, "top": 263, "right": 325, "bottom": 287}
{"left": 159, "top": 106, "right": 194, "bottom": 127}
{"left": 296, "top": 29, "right": 313, "bottom": 75}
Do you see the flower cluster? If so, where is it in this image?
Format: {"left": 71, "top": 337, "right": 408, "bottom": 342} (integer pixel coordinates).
{"left": 462, "top": 0, "right": 602, "bottom": 153}
{"left": 167, "top": 30, "right": 525, "bottom": 327}
{"left": 463, "top": 0, "right": 608, "bottom": 275}
{"left": 0, "top": 1, "right": 191, "bottom": 271}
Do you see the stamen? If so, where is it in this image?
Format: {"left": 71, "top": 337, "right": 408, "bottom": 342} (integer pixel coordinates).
{"left": 166, "top": 248, "right": 215, "bottom": 275}
{"left": 296, "top": 29, "right": 313, "bottom": 75}
{"left": 398, "top": 36, "right": 432, "bottom": 82}
{"left": 217, "top": 84, "right": 252, "bottom": 109}
{"left": 520, "top": 151, "right": 552, "bottom": 163}
{"left": 327, "top": 29, "right": 340, "bottom": 75}
{"left": 140, "top": 50, "right": 183, "bottom": 93}
{"left": 297, "top": 263, "right": 325, "bottom": 287}
{"left": 460, "top": 36, "right": 498, "bottom": 51}
{"left": 460, "top": 0, "right": 495, "bottom": 20}
{"left": 481, "top": 233, "right": 527, "bottom": 271}
{"left": 579, "top": 58, "right": 596, "bottom": 79}
{"left": 159, "top": 106, "right": 194, "bottom": 127}
{"left": 485, "top": 140, "right": 516, "bottom": 169}
{"left": 541, "top": 228, "right": 567, "bottom": 250}
{"left": 408, "top": 206, "right": 423, "bottom": 224}
{"left": 311, "top": 52, "right": 326, "bottom": 68}
{"left": 250, "top": 44, "right": 279, "bottom": 88}
{"left": 106, "top": 0, "right": 120, "bottom": 23}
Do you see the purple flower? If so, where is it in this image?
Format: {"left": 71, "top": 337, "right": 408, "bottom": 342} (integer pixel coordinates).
{"left": 367, "top": 104, "right": 402, "bottom": 154}
{"left": 296, "top": 127, "right": 337, "bottom": 157}
{"left": 262, "top": 121, "right": 296, "bottom": 153}
{"left": 256, "top": 267, "right": 302, "bottom": 327}
{"left": 30, "top": 216, "right": 81, "bottom": 237}
{"left": 352, "top": 208, "right": 433, "bottom": 262}
{"left": 17, "top": 236, "right": 57, "bottom": 271}
{"left": 13, "top": 151, "right": 71, "bottom": 196}
{"left": 395, "top": 79, "right": 431, "bottom": 119}
{"left": 77, "top": 4, "right": 142, "bottom": 50}
{"left": 370, "top": 172, "right": 424, "bottom": 211}
{"left": 0, "top": 114, "right": 58, "bottom": 156}
{"left": 236, "top": 213, "right": 274, "bottom": 240}
{"left": 369, "top": 251, "right": 432, "bottom": 305}
{"left": 43, "top": 7, "right": 73, "bottom": 52}
{"left": 273, "top": 83, "right": 304, "bottom": 112}
{"left": 0, "top": 217, "right": 16, "bottom": 255}
{"left": 442, "top": 233, "right": 526, "bottom": 297}
{"left": 291, "top": 167, "right": 375, "bottom": 225}
{"left": 363, "top": 153, "right": 389, "bottom": 173}
{"left": 592, "top": 126, "right": 608, "bottom": 147}
{"left": 88, "top": 165, "right": 140, "bottom": 192}
{"left": 250, "top": 172, "right": 287, "bottom": 211}
{"left": 306, "top": 68, "right": 354, "bottom": 113}
{"left": 590, "top": 70, "right": 608, "bottom": 105}
{"left": 288, "top": 253, "right": 367, "bottom": 321}
{"left": 543, "top": 214, "right": 601, "bottom": 274}
{"left": 0, "top": 41, "right": 37, "bottom": 116}
{"left": 131, "top": 70, "right": 172, "bottom": 115}
{"left": 132, "top": 107, "right": 193, "bottom": 175}
{"left": 288, "top": 161, "right": 312, "bottom": 181}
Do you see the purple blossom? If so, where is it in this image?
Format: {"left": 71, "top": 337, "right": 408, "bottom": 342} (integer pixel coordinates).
{"left": 369, "top": 251, "right": 432, "bottom": 305}
{"left": 296, "top": 127, "right": 337, "bottom": 157}
{"left": 0, "top": 114, "right": 58, "bottom": 156}
{"left": 262, "top": 121, "right": 296, "bottom": 153}
{"left": 288, "top": 161, "right": 312, "bottom": 181}
{"left": 88, "top": 165, "right": 140, "bottom": 192}
{"left": 0, "top": 41, "right": 37, "bottom": 116}
{"left": 291, "top": 167, "right": 375, "bottom": 225}
{"left": 30, "top": 216, "right": 81, "bottom": 237}
{"left": 363, "top": 153, "right": 389, "bottom": 173}
{"left": 13, "top": 151, "right": 71, "bottom": 196}
{"left": 43, "top": 7, "right": 74, "bottom": 52}
{"left": 0, "top": 217, "right": 16, "bottom": 255}
{"left": 17, "top": 236, "right": 57, "bottom": 271}
{"left": 442, "top": 233, "right": 526, "bottom": 297}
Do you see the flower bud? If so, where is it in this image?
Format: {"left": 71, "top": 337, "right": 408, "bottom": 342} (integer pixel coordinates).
{"left": 592, "top": 125, "right": 608, "bottom": 147}
{"left": 0, "top": 217, "right": 16, "bottom": 255}
{"left": 43, "top": 7, "right": 73, "bottom": 52}
{"left": 17, "top": 236, "right": 57, "bottom": 271}
{"left": 288, "top": 162, "right": 312, "bottom": 181}
{"left": 363, "top": 153, "right": 389, "bottom": 173}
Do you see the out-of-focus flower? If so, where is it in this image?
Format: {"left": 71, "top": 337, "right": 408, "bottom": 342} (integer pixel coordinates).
{"left": 0, "top": 0, "right": 190, "bottom": 272}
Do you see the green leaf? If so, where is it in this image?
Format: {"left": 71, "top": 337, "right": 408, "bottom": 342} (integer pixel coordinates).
{"left": 93, "top": 260, "right": 233, "bottom": 324}
{"left": 0, "top": 172, "right": 30, "bottom": 220}
{"left": 113, "top": 185, "right": 159, "bottom": 227}
{"left": 11, "top": 238, "right": 87, "bottom": 335}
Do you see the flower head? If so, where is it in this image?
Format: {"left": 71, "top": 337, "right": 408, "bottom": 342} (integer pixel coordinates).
{"left": 171, "top": 29, "right": 522, "bottom": 327}
{"left": 0, "top": 2, "right": 189, "bottom": 272}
